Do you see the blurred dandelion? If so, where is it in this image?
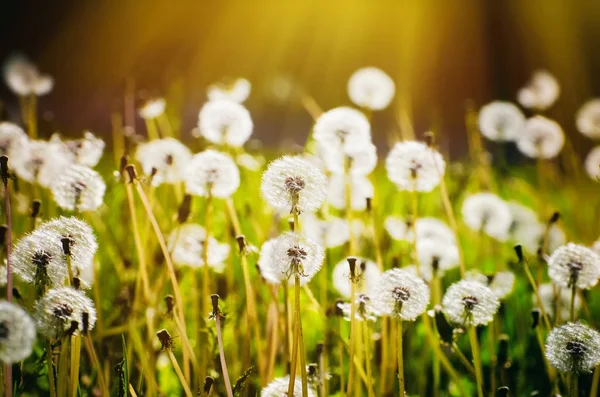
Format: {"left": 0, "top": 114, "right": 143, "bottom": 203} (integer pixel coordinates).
{"left": 385, "top": 216, "right": 455, "bottom": 245}
{"left": 462, "top": 192, "right": 512, "bottom": 241}
{"left": 317, "top": 141, "right": 377, "bottom": 176}
{"left": 576, "top": 99, "right": 600, "bottom": 139}
{"left": 584, "top": 146, "right": 600, "bottom": 181}
{"left": 516, "top": 116, "right": 565, "bottom": 159}
{"left": 517, "top": 70, "right": 560, "bottom": 111}
{"left": 332, "top": 258, "right": 381, "bottom": 298}
{"left": 169, "top": 224, "right": 230, "bottom": 272}
{"left": 386, "top": 141, "right": 445, "bottom": 192}
{"left": 185, "top": 149, "right": 240, "bottom": 198}
{"left": 0, "top": 301, "right": 36, "bottom": 364}
{"left": 0, "top": 122, "right": 28, "bottom": 157}
{"left": 538, "top": 283, "right": 581, "bottom": 320}
{"left": 207, "top": 78, "right": 251, "bottom": 103}
{"left": 55, "top": 132, "right": 105, "bottom": 167}
{"left": 35, "top": 287, "right": 96, "bottom": 338}
{"left": 139, "top": 98, "right": 166, "bottom": 119}
{"left": 545, "top": 322, "right": 600, "bottom": 374}
{"left": 371, "top": 268, "right": 430, "bottom": 321}
{"left": 51, "top": 164, "right": 106, "bottom": 212}
{"left": 313, "top": 107, "right": 371, "bottom": 152}
{"left": 196, "top": 100, "right": 253, "bottom": 147}
{"left": 416, "top": 238, "right": 459, "bottom": 281}
{"left": 347, "top": 67, "right": 395, "bottom": 111}
{"left": 302, "top": 213, "right": 350, "bottom": 249}
{"left": 136, "top": 138, "right": 192, "bottom": 186}
{"left": 478, "top": 101, "right": 525, "bottom": 142}
{"left": 11, "top": 139, "right": 70, "bottom": 187}
{"left": 261, "top": 155, "right": 327, "bottom": 214}
{"left": 261, "top": 376, "right": 316, "bottom": 397}
{"left": 3, "top": 56, "right": 52, "bottom": 97}
{"left": 327, "top": 174, "right": 373, "bottom": 211}
{"left": 443, "top": 280, "right": 500, "bottom": 326}
{"left": 337, "top": 294, "right": 378, "bottom": 322}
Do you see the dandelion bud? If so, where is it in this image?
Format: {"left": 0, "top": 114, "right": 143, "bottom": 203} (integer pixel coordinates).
{"left": 72, "top": 277, "right": 81, "bottom": 290}
{"left": 442, "top": 280, "right": 500, "bottom": 327}
{"left": 177, "top": 194, "right": 192, "bottom": 224}
{"left": 0, "top": 301, "right": 36, "bottom": 364}
{"left": 261, "top": 156, "right": 327, "bottom": 215}
{"left": 124, "top": 164, "right": 137, "bottom": 183}
{"left": 31, "top": 200, "right": 41, "bottom": 218}
{"left": 164, "top": 295, "right": 174, "bottom": 314}
{"left": 51, "top": 164, "right": 106, "bottom": 212}
{"left": 135, "top": 138, "right": 192, "bottom": 186}
{"left": 497, "top": 386, "right": 510, "bottom": 397}
{"left": 185, "top": 150, "right": 240, "bottom": 198}
{"left": 0, "top": 155, "right": 9, "bottom": 185}
{"left": 119, "top": 154, "right": 128, "bottom": 174}
{"left": 547, "top": 243, "right": 600, "bottom": 289}
{"left": 478, "top": 101, "right": 525, "bottom": 142}
{"left": 316, "top": 343, "right": 324, "bottom": 359}
{"left": 203, "top": 376, "right": 214, "bottom": 394}
{"left": 61, "top": 237, "right": 71, "bottom": 256}
{"left": 434, "top": 305, "right": 454, "bottom": 345}
{"left": 0, "top": 226, "right": 6, "bottom": 246}
{"left": 516, "top": 116, "right": 565, "bottom": 159}
{"left": 497, "top": 335, "right": 510, "bottom": 367}
{"left": 366, "top": 197, "right": 372, "bottom": 212}
{"left": 196, "top": 100, "right": 253, "bottom": 147}
{"left": 549, "top": 212, "right": 560, "bottom": 224}
{"left": 531, "top": 309, "right": 541, "bottom": 329}
{"left": 288, "top": 217, "right": 295, "bottom": 231}
{"left": 261, "top": 376, "right": 316, "bottom": 397}
{"left": 386, "top": 141, "right": 445, "bottom": 192}
{"left": 156, "top": 329, "right": 173, "bottom": 351}
{"left": 236, "top": 235, "right": 247, "bottom": 253}
{"left": 545, "top": 322, "right": 600, "bottom": 374}
{"left": 35, "top": 287, "right": 96, "bottom": 338}
{"left": 371, "top": 268, "right": 430, "bottom": 321}
{"left": 210, "top": 294, "right": 221, "bottom": 316}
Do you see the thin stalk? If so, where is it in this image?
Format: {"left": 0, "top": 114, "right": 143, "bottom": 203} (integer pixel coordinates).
{"left": 283, "top": 284, "right": 291, "bottom": 374}
{"left": 338, "top": 317, "right": 346, "bottom": 394}
{"left": 522, "top": 256, "right": 552, "bottom": 330}
{"left": 534, "top": 327, "right": 558, "bottom": 393}
{"left": 83, "top": 335, "right": 109, "bottom": 397}
{"left": 410, "top": 187, "right": 420, "bottom": 274}
{"left": 363, "top": 322, "right": 374, "bottom": 397}
{"left": 46, "top": 341, "right": 57, "bottom": 397}
{"left": 201, "top": 194, "right": 214, "bottom": 380}
{"left": 167, "top": 350, "right": 193, "bottom": 397}
{"left": 379, "top": 317, "right": 389, "bottom": 395}
{"left": 451, "top": 342, "right": 476, "bottom": 375}
{"left": 3, "top": 156, "right": 13, "bottom": 397}
{"left": 287, "top": 276, "right": 301, "bottom": 395}
{"left": 468, "top": 327, "right": 484, "bottom": 397}
{"left": 28, "top": 94, "right": 37, "bottom": 139}
{"left": 57, "top": 337, "right": 70, "bottom": 397}
{"left": 489, "top": 322, "right": 497, "bottom": 396}
{"left": 215, "top": 314, "right": 234, "bottom": 397}
{"left": 590, "top": 365, "right": 600, "bottom": 397}
{"left": 266, "top": 296, "right": 279, "bottom": 381}
{"left": 397, "top": 319, "right": 405, "bottom": 397}
{"left": 172, "top": 314, "right": 201, "bottom": 376}
{"left": 570, "top": 284, "right": 577, "bottom": 322}
{"left": 69, "top": 335, "right": 81, "bottom": 397}
{"left": 347, "top": 280, "right": 357, "bottom": 396}
{"left": 145, "top": 119, "right": 160, "bottom": 141}
{"left": 298, "top": 311, "right": 309, "bottom": 397}
{"left": 158, "top": 114, "right": 173, "bottom": 137}
{"left": 570, "top": 374, "right": 578, "bottom": 397}
{"left": 124, "top": 182, "right": 151, "bottom": 300}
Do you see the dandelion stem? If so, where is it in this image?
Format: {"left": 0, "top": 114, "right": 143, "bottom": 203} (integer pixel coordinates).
{"left": 534, "top": 326, "right": 558, "bottom": 392}
{"left": 2, "top": 155, "right": 13, "bottom": 397}
{"left": 347, "top": 278, "right": 357, "bottom": 396}
{"left": 145, "top": 119, "right": 160, "bottom": 141}
{"left": 590, "top": 365, "right": 600, "bottom": 397}
{"left": 46, "top": 340, "right": 57, "bottom": 397}
{"left": 397, "top": 319, "right": 405, "bottom": 397}
{"left": 124, "top": 181, "right": 151, "bottom": 300}
{"left": 363, "top": 322, "right": 375, "bottom": 397}
{"left": 570, "top": 284, "right": 577, "bottom": 322}
{"left": 287, "top": 276, "right": 301, "bottom": 396}
{"left": 83, "top": 335, "right": 109, "bottom": 397}
{"left": 167, "top": 350, "right": 193, "bottom": 397}
{"left": 569, "top": 374, "right": 578, "bottom": 397}
{"left": 57, "top": 337, "right": 70, "bottom": 397}
{"left": 521, "top": 254, "right": 552, "bottom": 330}
{"left": 468, "top": 326, "right": 485, "bottom": 397}
{"left": 214, "top": 312, "right": 234, "bottom": 397}
{"left": 69, "top": 335, "right": 81, "bottom": 397}
{"left": 201, "top": 193, "right": 214, "bottom": 380}
{"left": 28, "top": 94, "right": 37, "bottom": 139}
{"left": 451, "top": 342, "right": 476, "bottom": 376}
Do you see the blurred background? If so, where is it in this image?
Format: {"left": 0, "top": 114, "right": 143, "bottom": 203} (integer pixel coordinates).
{"left": 1, "top": 0, "right": 599, "bottom": 155}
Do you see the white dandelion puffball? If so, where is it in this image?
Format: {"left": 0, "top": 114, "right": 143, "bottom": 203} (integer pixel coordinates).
{"left": 257, "top": 238, "right": 284, "bottom": 285}
{"left": 302, "top": 213, "right": 350, "bottom": 249}
{"left": 35, "top": 287, "right": 97, "bottom": 339}
{"left": 207, "top": 78, "right": 251, "bottom": 103}
{"left": 135, "top": 138, "right": 192, "bottom": 186}
{"left": 327, "top": 175, "right": 374, "bottom": 211}
{"left": 236, "top": 152, "right": 264, "bottom": 171}
{"left": 3, "top": 56, "right": 38, "bottom": 96}
{"left": 585, "top": 146, "right": 600, "bottom": 181}
{"left": 371, "top": 268, "right": 430, "bottom": 321}
{"left": 508, "top": 201, "right": 538, "bottom": 234}
{"left": 318, "top": 141, "right": 377, "bottom": 176}
{"left": 547, "top": 243, "right": 600, "bottom": 289}
{"left": 545, "top": 322, "right": 600, "bottom": 374}
{"left": 347, "top": 67, "right": 395, "bottom": 111}
{"left": 0, "top": 301, "right": 36, "bottom": 364}
{"left": 169, "top": 224, "right": 230, "bottom": 272}
{"left": 185, "top": 150, "right": 240, "bottom": 198}
{"left": 517, "top": 70, "right": 560, "bottom": 111}
{"left": 332, "top": 258, "right": 381, "bottom": 299}
{"left": 60, "top": 132, "right": 105, "bottom": 167}
{"left": 462, "top": 192, "right": 512, "bottom": 241}
{"left": 11, "top": 139, "right": 71, "bottom": 187}
{"left": 32, "top": 74, "right": 53, "bottom": 96}
{"left": 538, "top": 283, "right": 581, "bottom": 321}
{"left": 0, "top": 122, "right": 28, "bottom": 157}
{"left": 489, "top": 271, "right": 516, "bottom": 299}
{"left": 519, "top": 222, "right": 565, "bottom": 255}
{"left": 593, "top": 240, "right": 600, "bottom": 256}
{"left": 271, "top": 232, "right": 324, "bottom": 282}
{"left": 261, "top": 155, "right": 327, "bottom": 214}
{"left": 385, "top": 216, "right": 455, "bottom": 245}
{"left": 197, "top": 100, "right": 253, "bottom": 147}
{"left": 386, "top": 141, "right": 445, "bottom": 192}
{"left": 139, "top": 98, "right": 166, "bottom": 119}
{"left": 416, "top": 238, "right": 459, "bottom": 280}
{"left": 478, "top": 101, "right": 525, "bottom": 142}
{"left": 337, "top": 295, "right": 378, "bottom": 322}
{"left": 576, "top": 99, "right": 600, "bottom": 139}
{"left": 443, "top": 280, "right": 500, "bottom": 327}
{"left": 51, "top": 164, "right": 106, "bottom": 212}
{"left": 38, "top": 217, "right": 98, "bottom": 287}
{"left": 516, "top": 116, "right": 565, "bottom": 159}
{"left": 313, "top": 107, "right": 371, "bottom": 152}
{"left": 261, "top": 376, "right": 316, "bottom": 397}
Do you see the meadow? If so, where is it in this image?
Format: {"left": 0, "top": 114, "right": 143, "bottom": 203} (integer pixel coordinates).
{"left": 0, "top": 58, "right": 600, "bottom": 397}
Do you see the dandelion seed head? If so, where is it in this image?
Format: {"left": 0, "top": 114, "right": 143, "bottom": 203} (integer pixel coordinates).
{"left": 584, "top": 146, "right": 600, "bottom": 181}
{"left": 385, "top": 216, "right": 455, "bottom": 245}
{"left": 302, "top": 214, "right": 350, "bottom": 249}
{"left": 0, "top": 301, "right": 36, "bottom": 364}
{"left": 261, "top": 376, "right": 316, "bottom": 397}
{"left": 207, "top": 78, "right": 251, "bottom": 103}
{"left": 517, "top": 70, "right": 560, "bottom": 111}
{"left": 347, "top": 67, "right": 395, "bottom": 111}
{"left": 57, "top": 132, "right": 105, "bottom": 167}
{"left": 11, "top": 139, "right": 71, "bottom": 187}
{"left": 478, "top": 101, "right": 525, "bottom": 142}
{"left": 271, "top": 232, "right": 324, "bottom": 282}
{"left": 51, "top": 164, "right": 106, "bottom": 212}
{"left": 332, "top": 258, "right": 381, "bottom": 299}
{"left": 327, "top": 174, "right": 373, "bottom": 211}
{"left": 517, "top": 116, "right": 565, "bottom": 159}
{"left": 185, "top": 150, "right": 240, "bottom": 198}
{"left": 489, "top": 271, "right": 516, "bottom": 299}
{"left": 371, "top": 268, "right": 430, "bottom": 321}
{"left": 318, "top": 141, "right": 377, "bottom": 176}
{"left": 3, "top": 56, "right": 38, "bottom": 96}
{"left": 443, "top": 280, "right": 500, "bottom": 326}
{"left": 462, "top": 192, "right": 512, "bottom": 241}
{"left": 386, "top": 141, "right": 445, "bottom": 192}
{"left": 169, "top": 224, "right": 230, "bottom": 272}
{"left": 546, "top": 322, "right": 600, "bottom": 374}
{"left": 537, "top": 283, "right": 581, "bottom": 321}
{"left": 197, "top": 100, "right": 253, "bottom": 147}
{"left": 136, "top": 138, "right": 192, "bottom": 186}
{"left": 0, "top": 122, "right": 28, "bottom": 157}
{"left": 35, "top": 287, "right": 96, "bottom": 338}
{"left": 313, "top": 107, "right": 371, "bottom": 152}
{"left": 337, "top": 295, "right": 378, "bottom": 322}
{"left": 416, "top": 238, "right": 459, "bottom": 280}
{"left": 32, "top": 74, "right": 53, "bottom": 96}
{"left": 547, "top": 243, "right": 600, "bottom": 289}
{"left": 139, "top": 98, "right": 166, "bottom": 119}
{"left": 261, "top": 156, "right": 327, "bottom": 214}
{"left": 576, "top": 99, "right": 600, "bottom": 139}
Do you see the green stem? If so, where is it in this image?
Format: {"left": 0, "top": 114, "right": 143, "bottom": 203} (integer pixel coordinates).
{"left": 468, "top": 327, "right": 484, "bottom": 397}
{"left": 397, "top": 319, "right": 405, "bottom": 397}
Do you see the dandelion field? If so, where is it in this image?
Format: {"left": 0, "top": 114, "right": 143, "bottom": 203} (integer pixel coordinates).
{"left": 0, "top": 52, "right": 600, "bottom": 397}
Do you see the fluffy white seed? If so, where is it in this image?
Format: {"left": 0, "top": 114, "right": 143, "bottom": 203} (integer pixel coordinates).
{"left": 545, "top": 322, "right": 600, "bottom": 374}
{"left": 347, "top": 67, "right": 395, "bottom": 111}
{"left": 516, "top": 116, "right": 565, "bottom": 159}
{"left": 35, "top": 287, "right": 97, "bottom": 339}
{"left": 461, "top": 192, "right": 512, "bottom": 241}
{"left": 584, "top": 146, "right": 600, "bottom": 181}
{"left": 185, "top": 150, "right": 240, "bottom": 198}
{"left": 576, "top": 99, "right": 600, "bottom": 139}
{"left": 547, "top": 243, "right": 600, "bottom": 289}
{"left": 136, "top": 138, "right": 192, "bottom": 186}
{"left": 0, "top": 301, "right": 36, "bottom": 364}
{"left": 517, "top": 70, "right": 560, "bottom": 111}
{"left": 139, "top": 98, "right": 166, "bottom": 119}
{"left": 51, "top": 164, "right": 106, "bottom": 212}
{"left": 313, "top": 107, "right": 371, "bottom": 152}
{"left": 270, "top": 232, "right": 324, "bottom": 283}
{"left": 371, "top": 268, "right": 430, "bottom": 321}
{"left": 386, "top": 141, "right": 445, "bottom": 192}
{"left": 207, "top": 78, "right": 251, "bottom": 103}
{"left": 442, "top": 280, "right": 500, "bottom": 326}
{"left": 197, "top": 100, "right": 253, "bottom": 147}
{"left": 478, "top": 101, "right": 525, "bottom": 142}
{"left": 168, "top": 224, "right": 230, "bottom": 272}
{"left": 332, "top": 258, "right": 381, "bottom": 299}
{"left": 327, "top": 174, "right": 373, "bottom": 211}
